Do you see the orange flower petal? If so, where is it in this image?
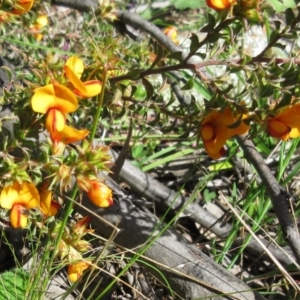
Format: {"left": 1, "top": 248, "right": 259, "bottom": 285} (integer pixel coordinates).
{"left": 31, "top": 83, "right": 78, "bottom": 114}
{"left": 50, "top": 125, "right": 89, "bottom": 144}
{"left": 10, "top": 204, "right": 28, "bottom": 228}
{"left": 0, "top": 181, "right": 40, "bottom": 209}
{"left": 40, "top": 189, "right": 52, "bottom": 215}
{"left": 201, "top": 124, "right": 215, "bottom": 141}
{"left": 268, "top": 119, "right": 290, "bottom": 141}
{"left": 267, "top": 103, "right": 300, "bottom": 140}
{"left": 77, "top": 176, "right": 113, "bottom": 207}
{"left": 12, "top": 0, "right": 33, "bottom": 14}
{"left": 46, "top": 109, "right": 66, "bottom": 133}
{"left": 88, "top": 181, "right": 113, "bottom": 207}
{"left": 200, "top": 107, "right": 249, "bottom": 159}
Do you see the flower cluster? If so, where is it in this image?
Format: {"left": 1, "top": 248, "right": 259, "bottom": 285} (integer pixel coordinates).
{"left": 199, "top": 102, "right": 300, "bottom": 160}
{"left": 0, "top": 55, "right": 113, "bottom": 238}
{"left": 52, "top": 217, "right": 94, "bottom": 282}
{"left": 31, "top": 56, "right": 101, "bottom": 154}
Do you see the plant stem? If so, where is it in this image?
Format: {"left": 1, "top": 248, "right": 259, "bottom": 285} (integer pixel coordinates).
{"left": 89, "top": 67, "right": 108, "bottom": 141}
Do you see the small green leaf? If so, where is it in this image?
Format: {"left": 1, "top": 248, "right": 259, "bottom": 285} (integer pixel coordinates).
{"left": 181, "top": 76, "right": 195, "bottom": 91}
{"left": 132, "top": 144, "right": 147, "bottom": 159}
{"left": 189, "top": 33, "right": 200, "bottom": 54}
{"left": 142, "top": 77, "right": 154, "bottom": 100}
{"left": 167, "top": 51, "right": 183, "bottom": 62}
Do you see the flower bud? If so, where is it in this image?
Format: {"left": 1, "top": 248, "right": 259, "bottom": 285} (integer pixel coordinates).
{"left": 238, "top": 8, "right": 262, "bottom": 22}
{"left": 77, "top": 176, "right": 113, "bottom": 207}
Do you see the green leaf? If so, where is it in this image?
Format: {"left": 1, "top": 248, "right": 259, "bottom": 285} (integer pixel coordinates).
{"left": 266, "top": 0, "right": 296, "bottom": 12}
{"left": 181, "top": 76, "right": 195, "bottom": 91}
{"left": 132, "top": 144, "right": 147, "bottom": 159}
{"left": 142, "top": 148, "right": 195, "bottom": 172}
{"left": 0, "top": 269, "right": 30, "bottom": 300}
{"left": 167, "top": 51, "right": 183, "bottom": 62}
{"left": 189, "top": 33, "right": 200, "bottom": 54}
{"left": 142, "top": 77, "right": 154, "bottom": 100}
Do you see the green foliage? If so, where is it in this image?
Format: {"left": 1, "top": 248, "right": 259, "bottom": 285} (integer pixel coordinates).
{"left": 0, "top": 269, "right": 30, "bottom": 300}
{"left": 169, "top": 0, "right": 205, "bottom": 10}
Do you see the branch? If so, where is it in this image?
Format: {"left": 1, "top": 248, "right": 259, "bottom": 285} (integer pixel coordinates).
{"left": 75, "top": 179, "right": 266, "bottom": 300}
{"left": 108, "top": 148, "right": 295, "bottom": 265}
{"left": 51, "top": 0, "right": 98, "bottom": 11}
{"left": 109, "top": 58, "right": 300, "bottom": 83}
{"left": 236, "top": 134, "right": 300, "bottom": 264}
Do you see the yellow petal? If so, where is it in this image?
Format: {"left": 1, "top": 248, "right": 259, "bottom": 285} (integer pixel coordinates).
{"left": 0, "top": 181, "right": 40, "bottom": 209}
{"left": 68, "top": 261, "right": 90, "bottom": 282}
{"left": 65, "top": 64, "right": 102, "bottom": 98}
{"left": 64, "top": 65, "right": 87, "bottom": 95}
{"left": 288, "top": 127, "right": 300, "bottom": 139}
{"left": 50, "top": 125, "right": 89, "bottom": 144}
{"left": 46, "top": 109, "right": 66, "bottom": 133}
{"left": 40, "top": 189, "right": 60, "bottom": 217}
{"left": 36, "top": 15, "right": 48, "bottom": 28}
{"left": 31, "top": 83, "right": 78, "bottom": 114}
{"left": 74, "top": 80, "right": 102, "bottom": 98}
{"left": 206, "top": 0, "right": 234, "bottom": 10}
{"left": 10, "top": 204, "right": 28, "bottom": 228}
{"left": 40, "top": 189, "right": 52, "bottom": 215}
{"left": 65, "top": 56, "right": 84, "bottom": 79}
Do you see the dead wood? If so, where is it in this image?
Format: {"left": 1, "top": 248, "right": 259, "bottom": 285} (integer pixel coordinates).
{"left": 75, "top": 178, "right": 265, "bottom": 300}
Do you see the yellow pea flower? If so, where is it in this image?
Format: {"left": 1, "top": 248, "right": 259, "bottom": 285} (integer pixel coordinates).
{"left": 0, "top": 181, "right": 40, "bottom": 228}
{"left": 200, "top": 107, "right": 249, "bottom": 159}
{"left": 64, "top": 56, "right": 102, "bottom": 98}
{"left": 267, "top": 103, "right": 300, "bottom": 141}
{"left": 31, "top": 82, "right": 78, "bottom": 133}
{"left": 163, "top": 26, "right": 179, "bottom": 44}
{"left": 31, "top": 83, "right": 78, "bottom": 114}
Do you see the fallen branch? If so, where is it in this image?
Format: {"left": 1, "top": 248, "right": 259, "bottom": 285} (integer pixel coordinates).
{"left": 75, "top": 179, "right": 266, "bottom": 300}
